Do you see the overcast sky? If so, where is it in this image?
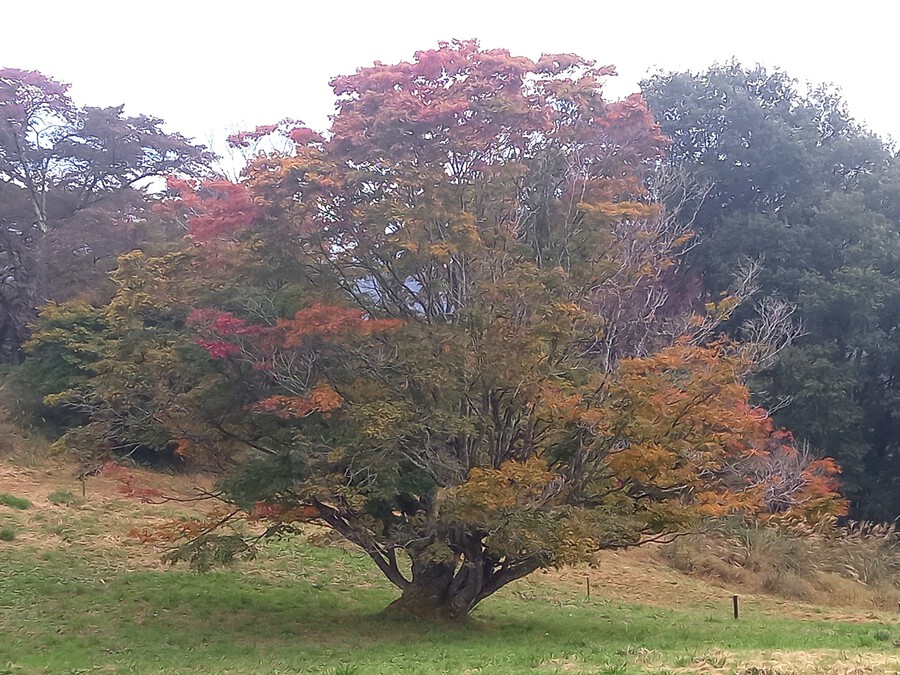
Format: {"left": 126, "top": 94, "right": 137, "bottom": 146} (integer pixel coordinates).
{"left": 4, "top": 1, "right": 898, "bottom": 147}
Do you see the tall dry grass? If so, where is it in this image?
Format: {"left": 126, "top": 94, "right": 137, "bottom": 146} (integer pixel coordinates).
{"left": 661, "top": 517, "right": 900, "bottom": 609}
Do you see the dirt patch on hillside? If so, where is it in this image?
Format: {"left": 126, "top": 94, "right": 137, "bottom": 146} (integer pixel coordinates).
{"left": 0, "top": 462, "right": 211, "bottom": 505}
{"left": 0, "top": 461, "right": 218, "bottom": 570}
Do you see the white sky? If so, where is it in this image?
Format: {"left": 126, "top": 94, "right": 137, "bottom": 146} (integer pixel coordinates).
{"left": 4, "top": 1, "right": 899, "bottom": 147}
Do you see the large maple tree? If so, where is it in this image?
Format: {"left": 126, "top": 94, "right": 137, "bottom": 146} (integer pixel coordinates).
{"left": 30, "top": 42, "right": 845, "bottom": 619}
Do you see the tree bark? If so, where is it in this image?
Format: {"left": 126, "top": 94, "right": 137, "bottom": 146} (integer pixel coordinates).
{"left": 384, "top": 560, "right": 462, "bottom": 620}
{"left": 382, "top": 549, "right": 543, "bottom": 621}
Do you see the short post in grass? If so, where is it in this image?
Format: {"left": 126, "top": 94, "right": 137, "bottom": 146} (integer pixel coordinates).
{"left": 732, "top": 595, "right": 739, "bottom": 620}
{"left": 585, "top": 576, "right": 591, "bottom": 600}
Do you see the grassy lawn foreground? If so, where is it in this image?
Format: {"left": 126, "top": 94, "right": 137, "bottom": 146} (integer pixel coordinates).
{"left": 0, "top": 465, "right": 898, "bottom": 674}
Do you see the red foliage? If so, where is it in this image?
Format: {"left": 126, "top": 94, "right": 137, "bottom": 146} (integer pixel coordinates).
{"left": 225, "top": 118, "right": 321, "bottom": 150}
{"left": 288, "top": 126, "right": 323, "bottom": 146}
{"left": 329, "top": 40, "right": 548, "bottom": 163}
{"left": 249, "top": 501, "right": 284, "bottom": 520}
{"left": 188, "top": 303, "right": 401, "bottom": 363}
{"left": 161, "top": 177, "right": 259, "bottom": 243}
{"left": 742, "top": 430, "right": 848, "bottom": 519}
{"left": 188, "top": 309, "right": 266, "bottom": 359}
{"left": 187, "top": 309, "right": 263, "bottom": 337}
{"left": 195, "top": 339, "right": 242, "bottom": 359}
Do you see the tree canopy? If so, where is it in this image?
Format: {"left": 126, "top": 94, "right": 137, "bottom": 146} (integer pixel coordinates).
{"left": 0, "top": 68, "right": 210, "bottom": 362}
{"left": 22, "top": 43, "right": 846, "bottom": 619}
{"left": 643, "top": 63, "right": 900, "bottom": 520}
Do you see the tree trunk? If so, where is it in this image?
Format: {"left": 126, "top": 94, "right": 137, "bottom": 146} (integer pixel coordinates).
{"left": 382, "top": 549, "right": 543, "bottom": 621}
{"left": 383, "top": 558, "right": 482, "bottom": 621}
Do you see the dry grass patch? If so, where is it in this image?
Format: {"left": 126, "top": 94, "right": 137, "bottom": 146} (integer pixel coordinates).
{"left": 667, "top": 649, "right": 900, "bottom": 674}
{"left": 0, "top": 461, "right": 219, "bottom": 571}
{"left": 661, "top": 519, "right": 900, "bottom": 613}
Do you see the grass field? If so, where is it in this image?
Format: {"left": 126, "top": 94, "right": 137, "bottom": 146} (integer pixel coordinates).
{"left": 1, "top": 463, "right": 898, "bottom": 674}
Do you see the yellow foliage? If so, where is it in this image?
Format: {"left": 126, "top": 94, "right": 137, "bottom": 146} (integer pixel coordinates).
{"left": 444, "top": 457, "right": 559, "bottom": 520}
{"left": 354, "top": 402, "right": 412, "bottom": 441}
{"left": 578, "top": 201, "right": 659, "bottom": 223}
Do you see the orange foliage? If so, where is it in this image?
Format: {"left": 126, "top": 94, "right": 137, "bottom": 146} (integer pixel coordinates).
{"left": 127, "top": 506, "right": 233, "bottom": 545}
{"left": 276, "top": 304, "right": 402, "bottom": 346}
{"left": 100, "top": 463, "right": 164, "bottom": 503}
{"left": 254, "top": 382, "right": 344, "bottom": 419}
{"left": 158, "top": 177, "right": 259, "bottom": 243}
{"left": 593, "top": 339, "right": 846, "bottom": 523}
{"left": 446, "top": 457, "right": 560, "bottom": 523}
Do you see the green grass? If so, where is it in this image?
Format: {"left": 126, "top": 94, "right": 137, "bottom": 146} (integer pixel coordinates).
{"left": 0, "top": 482, "right": 897, "bottom": 673}
{"left": 1, "top": 536, "right": 897, "bottom": 674}
{"left": 0, "top": 492, "right": 30, "bottom": 509}
{"left": 0, "top": 526, "right": 15, "bottom": 540}
{"left": 47, "top": 489, "right": 83, "bottom": 506}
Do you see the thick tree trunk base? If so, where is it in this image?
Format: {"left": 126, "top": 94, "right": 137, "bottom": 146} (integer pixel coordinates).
{"left": 382, "top": 573, "right": 475, "bottom": 622}
{"left": 379, "top": 554, "right": 541, "bottom": 621}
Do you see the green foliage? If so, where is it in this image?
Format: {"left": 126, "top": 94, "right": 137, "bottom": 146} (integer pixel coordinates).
{"left": 19, "top": 251, "right": 273, "bottom": 464}
{"left": 47, "top": 490, "right": 81, "bottom": 506}
{"left": 0, "top": 493, "right": 30, "bottom": 510}
{"left": 12, "top": 301, "right": 106, "bottom": 433}
{"left": 0, "top": 527, "right": 15, "bottom": 541}
{"left": 644, "top": 63, "right": 900, "bottom": 520}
